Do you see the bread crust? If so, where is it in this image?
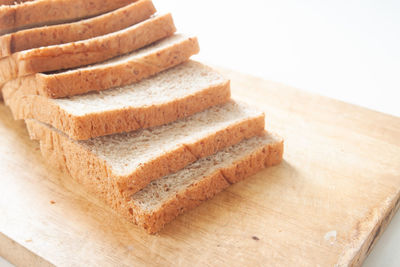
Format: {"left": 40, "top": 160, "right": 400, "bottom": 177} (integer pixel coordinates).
{"left": 0, "top": 0, "right": 135, "bottom": 35}
{"left": 27, "top": 122, "right": 283, "bottom": 234}
{"left": 0, "top": 13, "right": 176, "bottom": 84}
{"left": 5, "top": 78, "right": 231, "bottom": 140}
{"left": 1, "top": 35, "right": 200, "bottom": 98}
{"left": 0, "top": 0, "right": 156, "bottom": 57}
{"left": 118, "top": 113, "right": 266, "bottom": 197}
{"left": 140, "top": 135, "right": 283, "bottom": 233}
{"left": 25, "top": 104, "right": 265, "bottom": 196}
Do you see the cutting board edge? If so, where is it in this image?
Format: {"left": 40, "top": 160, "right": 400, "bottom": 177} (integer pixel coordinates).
{"left": 0, "top": 232, "right": 53, "bottom": 267}
{"left": 337, "top": 189, "right": 400, "bottom": 266}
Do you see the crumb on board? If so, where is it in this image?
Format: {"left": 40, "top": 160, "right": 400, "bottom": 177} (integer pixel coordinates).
{"left": 50, "top": 200, "right": 56, "bottom": 204}
{"left": 252, "top": 236, "right": 260, "bottom": 241}
{"left": 324, "top": 230, "right": 337, "bottom": 245}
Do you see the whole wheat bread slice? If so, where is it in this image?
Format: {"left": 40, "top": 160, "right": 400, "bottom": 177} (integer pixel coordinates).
{"left": 0, "top": 13, "right": 176, "bottom": 85}
{"left": 131, "top": 133, "right": 283, "bottom": 233}
{"left": 0, "top": 0, "right": 156, "bottom": 58}
{"left": 27, "top": 123, "right": 283, "bottom": 233}
{"left": 0, "top": 0, "right": 135, "bottom": 34}
{"left": 4, "top": 61, "right": 231, "bottom": 140}
{"left": 26, "top": 101, "right": 266, "bottom": 199}
{"left": 1, "top": 34, "right": 199, "bottom": 98}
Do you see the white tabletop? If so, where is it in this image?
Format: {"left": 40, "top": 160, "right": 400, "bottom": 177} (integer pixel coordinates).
{"left": 1, "top": 0, "right": 399, "bottom": 266}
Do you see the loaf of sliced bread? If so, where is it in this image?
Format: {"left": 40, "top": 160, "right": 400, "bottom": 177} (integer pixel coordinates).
{"left": 0, "top": 0, "right": 156, "bottom": 57}
{"left": 0, "top": 0, "right": 135, "bottom": 34}
{"left": 0, "top": 13, "right": 176, "bottom": 85}
{"left": 5, "top": 61, "right": 230, "bottom": 140}
{"left": 26, "top": 100, "right": 266, "bottom": 198}
{"left": 1, "top": 34, "right": 199, "bottom": 98}
{"left": 27, "top": 122, "right": 283, "bottom": 233}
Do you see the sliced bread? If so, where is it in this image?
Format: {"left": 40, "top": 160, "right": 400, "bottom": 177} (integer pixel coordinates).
{"left": 4, "top": 61, "right": 230, "bottom": 140}
{"left": 0, "top": 0, "right": 156, "bottom": 57}
{"left": 25, "top": 100, "right": 266, "bottom": 198}
{"left": 0, "top": 13, "right": 176, "bottom": 85}
{"left": 1, "top": 34, "right": 200, "bottom": 98}
{"left": 0, "top": 0, "right": 135, "bottom": 34}
{"left": 131, "top": 133, "right": 283, "bottom": 233}
{"left": 28, "top": 124, "right": 283, "bottom": 233}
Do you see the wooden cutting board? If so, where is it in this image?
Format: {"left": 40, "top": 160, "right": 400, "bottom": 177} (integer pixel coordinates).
{"left": 0, "top": 69, "right": 399, "bottom": 267}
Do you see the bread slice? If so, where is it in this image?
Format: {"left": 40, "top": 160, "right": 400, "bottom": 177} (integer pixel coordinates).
{"left": 0, "top": 0, "right": 156, "bottom": 58}
{"left": 4, "top": 61, "right": 231, "bottom": 140}
{"left": 0, "top": 0, "right": 135, "bottom": 34}
{"left": 27, "top": 123, "right": 283, "bottom": 233}
{"left": 132, "top": 133, "right": 283, "bottom": 233}
{"left": 0, "top": 13, "right": 176, "bottom": 85}
{"left": 1, "top": 34, "right": 199, "bottom": 98}
{"left": 26, "top": 100, "right": 266, "bottom": 199}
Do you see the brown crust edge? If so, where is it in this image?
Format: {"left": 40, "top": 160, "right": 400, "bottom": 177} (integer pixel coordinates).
{"left": 25, "top": 104, "right": 265, "bottom": 196}
{"left": 2, "top": 35, "right": 200, "bottom": 98}
{"left": 0, "top": 13, "right": 176, "bottom": 84}
{"left": 118, "top": 112, "right": 265, "bottom": 197}
{"left": 0, "top": 0, "right": 156, "bottom": 57}
{"left": 43, "top": 36, "right": 200, "bottom": 98}
{"left": 0, "top": 0, "right": 135, "bottom": 35}
{"left": 26, "top": 121, "right": 283, "bottom": 234}
{"left": 14, "top": 13, "right": 176, "bottom": 76}
{"left": 4, "top": 79, "right": 231, "bottom": 140}
{"left": 127, "top": 133, "right": 284, "bottom": 234}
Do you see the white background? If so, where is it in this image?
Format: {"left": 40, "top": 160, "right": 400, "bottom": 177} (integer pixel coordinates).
{"left": 1, "top": 0, "right": 399, "bottom": 266}
{"left": 158, "top": 0, "right": 400, "bottom": 117}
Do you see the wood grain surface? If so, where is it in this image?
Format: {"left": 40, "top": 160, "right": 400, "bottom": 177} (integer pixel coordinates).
{"left": 0, "top": 68, "right": 399, "bottom": 266}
